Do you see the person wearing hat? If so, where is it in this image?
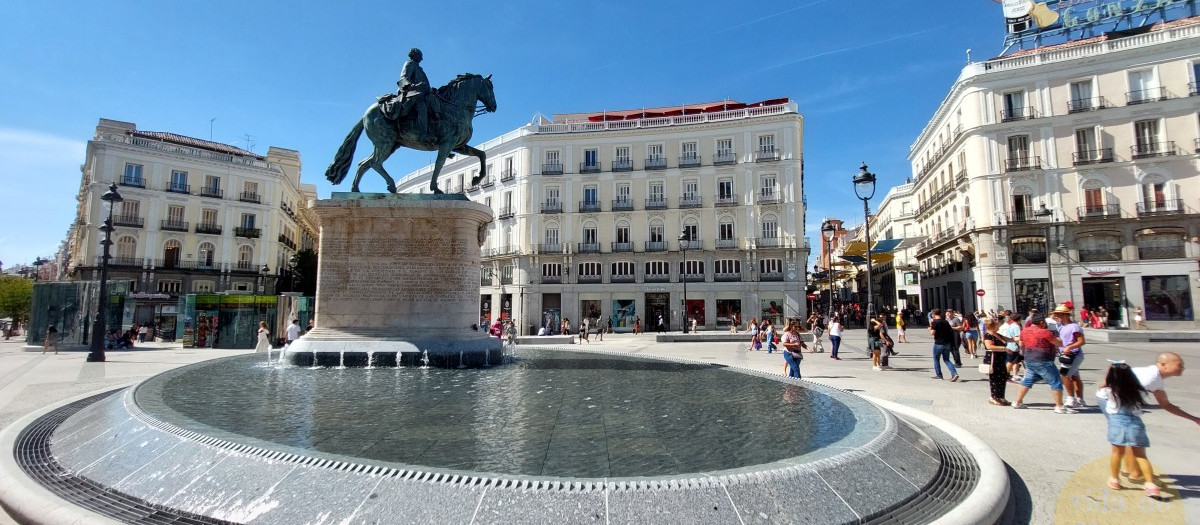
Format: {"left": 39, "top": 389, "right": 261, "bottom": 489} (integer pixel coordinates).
{"left": 1052, "top": 303, "right": 1087, "bottom": 408}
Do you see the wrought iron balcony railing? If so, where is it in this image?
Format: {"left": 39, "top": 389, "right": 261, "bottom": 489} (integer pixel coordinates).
{"left": 716, "top": 239, "right": 739, "bottom": 249}
{"left": 611, "top": 242, "right": 633, "bottom": 253}
{"left": 612, "top": 159, "right": 633, "bottom": 172}
{"left": 759, "top": 272, "right": 784, "bottom": 282}
{"left": 679, "top": 155, "right": 701, "bottom": 168}
{"left": 1131, "top": 142, "right": 1177, "bottom": 159}
{"left": 714, "top": 195, "right": 737, "bottom": 207}
{"left": 1000, "top": 107, "right": 1038, "bottom": 121}
{"left": 234, "top": 227, "right": 261, "bottom": 238}
{"left": 1011, "top": 249, "right": 1048, "bottom": 264}
{"left": 644, "top": 198, "right": 667, "bottom": 210}
{"left": 579, "top": 162, "right": 601, "bottom": 174}
{"left": 1138, "top": 245, "right": 1186, "bottom": 260}
{"left": 713, "top": 152, "right": 737, "bottom": 166}
{"left": 756, "top": 194, "right": 781, "bottom": 205}
{"left": 199, "top": 187, "right": 223, "bottom": 199}
{"left": 1077, "top": 204, "right": 1121, "bottom": 220}
{"left": 1126, "top": 87, "right": 1169, "bottom": 105}
{"left": 1078, "top": 248, "right": 1122, "bottom": 262}
{"left": 165, "top": 183, "right": 191, "bottom": 194}
{"left": 542, "top": 163, "right": 563, "bottom": 175}
{"left": 644, "top": 273, "right": 671, "bottom": 283}
{"left": 160, "top": 220, "right": 189, "bottom": 232}
{"left": 577, "top": 274, "right": 603, "bottom": 284}
{"left": 611, "top": 274, "right": 636, "bottom": 283}
{"left": 1136, "top": 199, "right": 1183, "bottom": 217}
{"left": 755, "top": 149, "right": 779, "bottom": 162}
{"left": 1067, "top": 97, "right": 1107, "bottom": 113}
{"left": 500, "top": 169, "right": 515, "bottom": 182}
{"left": 577, "top": 242, "right": 601, "bottom": 254}
{"left": 120, "top": 177, "right": 145, "bottom": 188}
{"left": 540, "top": 201, "right": 562, "bottom": 214}
{"left": 1004, "top": 156, "right": 1042, "bottom": 172}
{"left": 645, "top": 157, "right": 667, "bottom": 170}
{"left": 714, "top": 273, "right": 742, "bottom": 282}
{"left": 195, "top": 222, "right": 222, "bottom": 235}
{"left": 112, "top": 215, "right": 144, "bottom": 228}
{"left": 239, "top": 192, "right": 261, "bottom": 203}
{"left": 644, "top": 241, "right": 667, "bottom": 252}
{"left": 1072, "top": 148, "right": 1114, "bottom": 165}
{"left": 757, "top": 237, "right": 782, "bottom": 248}
{"left": 498, "top": 207, "right": 515, "bottom": 219}
{"left": 611, "top": 199, "right": 634, "bottom": 211}
{"left": 579, "top": 200, "right": 602, "bottom": 213}
{"left": 678, "top": 195, "right": 702, "bottom": 208}
{"left": 535, "top": 243, "right": 562, "bottom": 254}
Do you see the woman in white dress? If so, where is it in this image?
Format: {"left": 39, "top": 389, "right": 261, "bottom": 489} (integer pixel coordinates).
{"left": 254, "top": 321, "right": 271, "bottom": 354}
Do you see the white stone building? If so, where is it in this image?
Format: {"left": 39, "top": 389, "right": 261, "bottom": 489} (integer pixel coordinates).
{"left": 394, "top": 99, "right": 807, "bottom": 333}
{"left": 869, "top": 183, "right": 923, "bottom": 312}
{"left": 901, "top": 16, "right": 1200, "bottom": 328}
{"left": 64, "top": 119, "right": 318, "bottom": 327}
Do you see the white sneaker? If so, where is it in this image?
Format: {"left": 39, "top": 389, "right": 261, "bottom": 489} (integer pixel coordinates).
{"left": 1055, "top": 406, "right": 1077, "bottom": 414}
{"left": 872, "top": 366, "right": 882, "bottom": 371}
{"left": 1075, "top": 398, "right": 1088, "bottom": 408}
{"left": 1064, "top": 396, "right": 1076, "bottom": 407}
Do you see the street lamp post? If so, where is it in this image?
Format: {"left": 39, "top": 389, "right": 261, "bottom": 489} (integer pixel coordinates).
{"left": 32, "top": 257, "right": 47, "bottom": 282}
{"left": 821, "top": 220, "right": 837, "bottom": 319}
{"left": 88, "top": 183, "right": 123, "bottom": 362}
{"left": 852, "top": 163, "right": 877, "bottom": 328}
{"left": 678, "top": 231, "right": 691, "bottom": 333}
{"left": 258, "top": 264, "right": 271, "bottom": 323}
{"left": 1034, "top": 205, "right": 1055, "bottom": 311}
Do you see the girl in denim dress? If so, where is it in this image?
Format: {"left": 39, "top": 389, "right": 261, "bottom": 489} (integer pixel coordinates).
{"left": 1096, "top": 362, "right": 1160, "bottom": 497}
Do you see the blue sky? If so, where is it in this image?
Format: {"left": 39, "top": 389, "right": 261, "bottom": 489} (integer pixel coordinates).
{"left": 0, "top": 0, "right": 1007, "bottom": 269}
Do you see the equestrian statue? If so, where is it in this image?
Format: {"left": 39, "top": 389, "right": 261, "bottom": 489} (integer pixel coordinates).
{"left": 325, "top": 48, "right": 497, "bottom": 194}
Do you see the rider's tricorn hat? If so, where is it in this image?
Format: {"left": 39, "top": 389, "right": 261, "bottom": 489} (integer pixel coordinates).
{"left": 409, "top": 47, "right": 422, "bottom": 58}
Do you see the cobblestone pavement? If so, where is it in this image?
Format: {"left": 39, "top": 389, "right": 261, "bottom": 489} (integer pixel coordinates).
{"left": 1, "top": 328, "right": 1196, "bottom": 524}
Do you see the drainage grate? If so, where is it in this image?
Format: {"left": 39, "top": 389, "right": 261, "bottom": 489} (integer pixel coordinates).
{"left": 12, "top": 389, "right": 235, "bottom": 525}
{"left": 860, "top": 417, "right": 983, "bottom": 524}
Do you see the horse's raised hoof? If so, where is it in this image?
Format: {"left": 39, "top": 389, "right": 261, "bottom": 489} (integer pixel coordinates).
{"left": 387, "top": 185, "right": 397, "bottom": 193}
{"left": 432, "top": 188, "right": 444, "bottom": 195}
{"left": 350, "top": 186, "right": 360, "bottom": 192}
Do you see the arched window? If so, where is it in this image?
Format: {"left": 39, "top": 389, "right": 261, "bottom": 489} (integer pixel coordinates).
{"left": 542, "top": 223, "right": 560, "bottom": 252}
{"left": 682, "top": 217, "right": 699, "bottom": 247}
{"left": 760, "top": 214, "right": 779, "bottom": 247}
{"left": 581, "top": 221, "right": 598, "bottom": 252}
{"left": 717, "top": 216, "right": 736, "bottom": 248}
{"left": 238, "top": 245, "right": 254, "bottom": 270}
{"left": 162, "top": 240, "right": 182, "bottom": 268}
{"left": 116, "top": 236, "right": 137, "bottom": 264}
{"left": 197, "top": 242, "right": 216, "bottom": 269}
{"left": 1077, "top": 231, "right": 1122, "bottom": 262}
{"left": 648, "top": 218, "right": 665, "bottom": 251}
{"left": 614, "top": 220, "right": 631, "bottom": 251}
{"left": 1136, "top": 228, "right": 1185, "bottom": 260}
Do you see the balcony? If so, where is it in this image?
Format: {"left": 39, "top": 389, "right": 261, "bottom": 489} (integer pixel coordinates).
{"left": 755, "top": 149, "right": 779, "bottom": 162}
{"left": 611, "top": 199, "right": 634, "bottom": 211}
{"left": 578, "top": 275, "right": 603, "bottom": 284}
{"left": 579, "top": 200, "right": 602, "bottom": 213}
{"left": 1126, "top": 87, "right": 1169, "bottom": 105}
{"left": 1131, "top": 142, "right": 1177, "bottom": 159}
{"left": 234, "top": 227, "right": 261, "bottom": 239}
{"left": 1195, "top": 138, "right": 1200, "bottom": 154}
{"left": 1078, "top": 248, "right": 1122, "bottom": 263}
{"left": 480, "top": 275, "right": 493, "bottom": 286}
{"left": 1139, "top": 245, "right": 1186, "bottom": 260}
{"left": 1067, "top": 97, "right": 1107, "bottom": 113}
{"left": 611, "top": 274, "right": 637, "bottom": 283}
{"left": 954, "top": 168, "right": 967, "bottom": 186}
{"left": 199, "top": 187, "right": 223, "bottom": 199}
{"left": 160, "top": 220, "right": 189, "bottom": 232}
{"left": 195, "top": 222, "right": 222, "bottom": 235}
{"left": 681, "top": 273, "right": 704, "bottom": 283}
{"left": 645, "top": 198, "right": 667, "bottom": 210}
{"left": 278, "top": 234, "right": 297, "bottom": 250}
{"left": 120, "top": 176, "right": 145, "bottom": 188}
{"left": 644, "top": 274, "right": 671, "bottom": 283}
{"left": 107, "top": 257, "right": 143, "bottom": 268}
{"left": 1136, "top": 199, "right": 1183, "bottom": 217}
{"left": 480, "top": 177, "right": 494, "bottom": 188}
{"left": 756, "top": 194, "right": 781, "bottom": 205}
{"left": 1077, "top": 204, "right": 1121, "bottom": 220}
{"left": 713, "top": 153, "right": 737, "bottom": 166}
{"left": 759, "top": 272, "right": 784, "bottom": 282}
{"left": 679, "top": 240, "right": 703, "bottom": 250}
{"left": 498, "top": 206, "right": 515, "bottom": 219}
{"left": 678, "top": 195, "right": 702, "bottom": 208}
{"left": 542, "top": 163, "right": 564, "bottom": 175}
{"left": 540, "top": 201, "right": 562, "bottom": 214}
{"left": 239, "top": 192, "right": 261, "bottom": 204}
{"left": 501, "top": 276, "right": 514, "bottom": 285}
{"left": 577, "top": 242, "right": 601, "bottom": 254}
{"left": 714, "top": 195, "right": 737, "bottom": 207}
{"left": 579, "top": 162, "right": 601, "bottom": 174}
{"left": 500, "top": 169, "right": 515, "bottom": 182}
{"left": 645, "top": 157, "right": 668, "bottom": 170}
{"left": 498, "top": 245, "right": 520, "bottom": 256}
{"left": 611, "top": 242, "right": 633, "bottom": 253}
{"left": 757, "top": 237, "right": 782, "bottom": 248}
{"left": 1007, "top": 211, "right": 1046, "bottom": 224}
{"left": 1072, "top": 148, "right": 1114, "bottom": 165}
{"left": 644, "top": 241, "right": 667, "bottom": 252}
{"left": 679, "top": 155, "right": 701, "bottom": 168}
{"left": 165, "top": 183, "right": 191, "bottom": 194}
{"left": 1004, "top": 156, "right": 1042, "bottom": 173}
{"left": 716, "top": 239, "right": 739, "bottom": 249}
{"left": 540, "top": 275, "right": 561, "bottom": 284}
{"left": 112, "top": 214, "right": 144, "bottom": 228}
{"left": 234, "top": 261, "right": 259, "bottom": 272}
{"left": 1191, "top": 82, "right": 1200, "bottom": 97}
{"left": 714, "top": 273, "right": 742, "bottom": 282}
{"left": 1000, "top": 107, "right": 1037, "bottom": 122}
{"left": 535, "top": 243, "right": 562, "bottom": 254}
{"left": 612, "top": 159, "right": 633, "bottom": 172}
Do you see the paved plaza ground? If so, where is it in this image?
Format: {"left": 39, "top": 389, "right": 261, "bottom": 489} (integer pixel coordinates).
{"left": 0, "top": 327, "right": 1196, "bottom": 524}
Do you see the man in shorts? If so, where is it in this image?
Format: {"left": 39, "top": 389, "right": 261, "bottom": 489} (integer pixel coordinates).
{"left": 1052, "top": 304, "right": 1086, "bottom": 407}
{"left": 1011, "top": 318, "right": 1074, "bottom": 413}
{"left": 1000, "top": 314, "right": 1024, "bottom": 382}
{"left": 1124, "top": 352, "right": 1197, "bottom": 481}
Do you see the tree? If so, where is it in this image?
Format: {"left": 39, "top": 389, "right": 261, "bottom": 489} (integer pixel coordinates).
{"left": 0, "top": 276, "right": 33, "bottom": 325}
{"left": 290, "top": 249, "right": 318, "bottom": 297}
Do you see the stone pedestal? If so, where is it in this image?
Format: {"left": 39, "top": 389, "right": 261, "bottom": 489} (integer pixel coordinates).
{"left": 285, "top": 193, "right": 502, "bottom": 367}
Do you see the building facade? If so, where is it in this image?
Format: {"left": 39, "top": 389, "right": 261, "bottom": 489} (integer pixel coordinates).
{"left": 902, "top": 16, "right": 1200, "bottom": 328}
{"left": 394, "top": 99, "right": 807, "bottom": 333}
{"left": 869, "top": 183, "right": 922, "bottom": 312}
{"left": 64, "top": 119, "right": 318, "bottom": 329}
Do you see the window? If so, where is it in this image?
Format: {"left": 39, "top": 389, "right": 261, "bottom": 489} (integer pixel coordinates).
{"left": 583, "top": 149, "right": 598, "bottom": 168}
{"left": 615, "top": 146, "right": 630, "bottom": 163}
{"left": 116, "top": 236, "right": 137, "bottom": 260}
{"left": 167, "top": 205, "right": 185, "bottom": 223}
{"left": 1077, "top": 233, "right": 1122, "bottom": 262}
{"left": 197, "top": 242, "right": 215, "bottom": 268}
{"left": 615, "top": 223, "right": 630, "bottom": 243}
{"left": 761, "top": 216, "right": 779, "bottom": 239}
{"left": 681, "top": 142, "right": 698, "bottom": 161}
{"left": 1141, "top": 180, "right": 1168, "bottom": 211}
{"left": 759, "top": 258, "right": 783, "bottom": 274}
{"left": 583, "top": 186, "right": 598, "bottom": 205}
{"left": 504, "top": 156, "right": 514, "bottom": 176}
{"left": 683, "top": 223, "right": 698, "bottom": 245}
{"left": 163, "top": 240, "right": 182, "bottom": 268}
{"left": 1002, "top": 91, "right": 1027, "bottom": 120}
{"left": 123, "top": 163, "right": 143, "bottom": 184}
{"left": 1010, "top": 236, "right": 1047, "bottom": 264}
{"left": 760, "top": 176, "right": 777, "bottom": 198}
{"left": 205, "top": 175, "right": 220, "bottom": 190}
{"left": 682, "top": 180, "right": 698, "bottom": 199}
{"left": 758, "top": 134, "right": 775, "bottom": 154}
{"left": 1136, "top": 229, "right": 1185, "bottom": 260}
{"left": 578, "top": 262, "right": 602, "bottom": 276}
{"left": 583, "top": 226, "right": 597, "bottom": 244}
{"left": 715, "top": 259, "right": 740, "bottom": 274}
{"left": 1128, "top": 69, "right": 1159, "bottom": 103}
{"left": 1074, "top": 127, "right": 1099, "bottom": 161}
{"left": 156, "top": 280, "right": 181, "bottom": 294}
{"left": 647, "top": 144, "right": 664, "bottom": 160}
{"left": 192, "top": 281, "right": 214, "bottom": 293}
{"left": 200, "top": 209, "right": 217, "bottom": 226}
{"left": 1069, "top": 80, "right": 1095, "bottom": 111}
{"left": 612, "top": 262, "right": 635, "bottom": 276}
{"left": 503, "top": 191, "right": 512, "bottom": 212}
{"left": 542, "top": 263, "right": 562, "bottom": 277}
{"left": 1141, "top": 275, "right": 1193, "bottom": 321}
{"left": 649, "top": 182, "right": 664, "bottom": 202}
{"left": 1083, "top": 188, "right": 1105, "bottom": 213}
{"left": 1011, "top": 193, "right": 1033, "bottom": 221}
{"left": 719, "top": 220, "right": 735, "bottom": 240}
{"left": 645, "top": 261, "right": 669, "bottom": 276}
{"left": 616, "top": 184, "right": 631, "bottom": 203}
{"left": 240, "top": 213, "right": 256, "bottom": 228}
{"left": 1007, "top": 135, "right": 1030, "bottom": 161}
{"left": 170, "top": 170, "right": 188, "bottom": 191}
{"left": 716, "top": 138, "right": 733, "bottom": 156}
{"left": 1133, "top": 119, "right": 1160, "bottom": 156}
{"left": 484, "top": 196, "right": 492, "bottom": 208}
{"left": 545, "top": 187, "right": 560, "bottom": 204}
{"left": 237, "top": 246, "right": 253, "bottom": 269}
{"left": 718, "top": 179, "right": 733, "bottom": 199}
{"left": 243, "top": 181, "right": 258, "bottom": 196}
{"left": 543, "top": 151, "right": 560, "bottom": 172}
{"left": 120, "top": 200, "right": 140, "bottom": 218}
{"left": 680, "top": 260, "right": 704, "bottom": 276}
{"left": 649, "top": 221, "right": 664, "bottom": 242}
{"left": 501, "top": 264, "right": 514, "bottom": 284}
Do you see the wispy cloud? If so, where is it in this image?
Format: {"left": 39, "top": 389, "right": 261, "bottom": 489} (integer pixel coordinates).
{"left": 756, "top": 29, "right": 936, "bottom": 73}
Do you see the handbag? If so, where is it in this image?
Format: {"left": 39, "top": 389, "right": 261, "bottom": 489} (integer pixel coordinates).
{"left": 752, "top": 339, "right": 762, "bottom": 350}
{"left": 978, "top": 363, "right": 990, "bottom": 374}
{"left": 1058, "top": 351, "right": 1076, "bottom": 365}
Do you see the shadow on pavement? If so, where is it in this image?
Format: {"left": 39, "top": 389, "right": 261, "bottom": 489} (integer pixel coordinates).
{"left": 1001, "top": 461, "right": 1034, "bottom": 524}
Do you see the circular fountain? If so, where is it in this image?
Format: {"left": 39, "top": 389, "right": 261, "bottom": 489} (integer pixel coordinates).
{"left": 4, "top": 349, "right": 1006, "bottom": 524}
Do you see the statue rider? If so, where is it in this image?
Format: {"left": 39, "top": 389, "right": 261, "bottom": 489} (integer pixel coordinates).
{"left": 396, "top": 47, "right": 432, "bottom": 137}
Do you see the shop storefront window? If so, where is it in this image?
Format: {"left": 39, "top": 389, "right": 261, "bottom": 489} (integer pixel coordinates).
{"left": 612, "top": 299, "right": 636, "bottom": 329}
{"left": 716, "top": 299, "right": 741, "bottom": 328}
{"left": 1013, "top": 279, "right": 1048, "bottom": 315}
{"left": 1141, "top": 275, "right": 1193, "bottom": 321}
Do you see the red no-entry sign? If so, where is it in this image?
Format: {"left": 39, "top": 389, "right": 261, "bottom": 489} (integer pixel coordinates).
{"left": 976, "top": 289, "right": 986, "bottom": 297}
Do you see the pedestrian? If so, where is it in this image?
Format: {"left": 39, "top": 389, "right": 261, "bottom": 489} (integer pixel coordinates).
{"left": 579, "top": 318, "right": 590, "bottom": 344}
{"left": 928, "top": 309, "right": 959, "bottom": 381}
{"left": 780, "top": 319, "right": 806, "bottom": 379}
{"left": 827, "top": 315, "right": 843, "bottom": 360}
{"left": 982, "top": 318, "right": 1012, "bottom": 406}
{"left": 634, "top": 316, "right": 641, "bottom": 334}
{"left": 1121, "top": 352, "right": 1198, "bottom": 483}
{"left": 868, "top": 315, "right": 884, "bottom": 371}
{"left": 606, "top": 316, "right": 613, "bottom": 337}
{"left": 690, "top": 316, "right": 698, "bottom": 333}
{"left": 1134, "top": 307, "right": 1147, "bottom": 329}
{"left": 895, "top": 312, "right": 908, "bottom": 343}
{"left": 254, "top": 321, "right": 270, "bottom": 354}
{"left": 1052, "top": 303, "right": 1087, "bottom": 408}
{"left": 747, "top": 317, "right": 760, "bottom": 351}
{"left": 1097, "top": 362, "right": 1160, "bottom": 497}
{"left": 1098, "top": 306, "right": 1109, "bottom": 328}
{"left": 656, "top": 313, "right": 665, "bottom": 333}
{"left": 1001, "top": 314, "right": 1025, "bottom": 382}
{"left": 281, "top": 319, "right": 301, "bottom": 364}
{"left": 763, "top": 319, "right": 777, "bottom": 354}
{"left": 562, "top": 317, "right": 571, "bottom": 335}
{"left": 963, "top": 311, "right": 980, "bottom": 359}
{"left": 1011, "top": 318, "right": 1074, "bottom": 413}
{"left": 946, "top": 309, "right": 965, "bottom": 365}
{"left": 43, "top": 325, "right": 58, "bottom": 355}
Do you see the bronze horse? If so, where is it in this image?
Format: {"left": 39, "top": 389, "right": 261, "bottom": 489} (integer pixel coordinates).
{"left": 325, "top": 73, "right": 496, "bottom": 194}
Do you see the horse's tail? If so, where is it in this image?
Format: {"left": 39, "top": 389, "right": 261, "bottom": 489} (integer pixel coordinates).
{"left": 324, "top": 119, "right": 364, "bottom": 185}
